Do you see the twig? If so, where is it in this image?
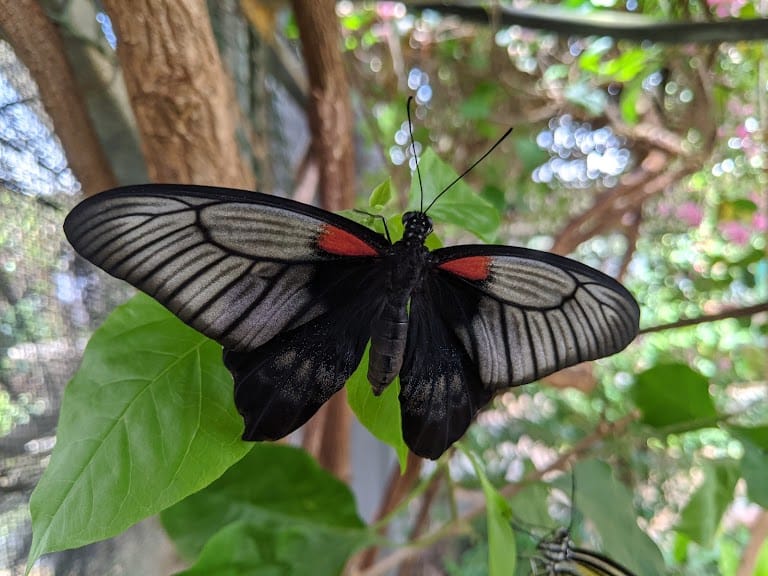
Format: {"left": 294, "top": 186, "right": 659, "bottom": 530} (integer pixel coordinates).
{"left": 737, "top": 510, "right": 768, "bottom": 576}
{"left": 639, "top": 300, "right": 768, "bottom": 335}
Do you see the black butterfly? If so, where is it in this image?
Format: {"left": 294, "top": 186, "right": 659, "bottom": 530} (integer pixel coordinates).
{"left": 63, "top": 173, "right": 638, "bottom": 459}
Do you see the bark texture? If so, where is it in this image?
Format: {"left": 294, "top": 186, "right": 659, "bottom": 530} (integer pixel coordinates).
{"left": 291, "top": 0, "right": 355, "bottom": 210}
{"left": 0, "top": 0, "right": 117, "bottom": 196}
{"left": 102, "top": 0, "right": 253, "bottom": 188}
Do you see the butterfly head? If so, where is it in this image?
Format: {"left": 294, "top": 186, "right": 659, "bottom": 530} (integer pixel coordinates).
{"left": 402, "top": 211, "right": 433, "bottom": 245}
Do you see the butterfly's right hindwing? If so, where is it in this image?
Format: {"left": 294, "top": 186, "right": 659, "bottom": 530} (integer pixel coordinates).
{"left": 63, "top": 185, "right": 389, "bottom": 352}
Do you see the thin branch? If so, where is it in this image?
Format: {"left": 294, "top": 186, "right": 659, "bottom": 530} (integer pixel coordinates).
{"left": 639, "top": 300, "right": 768, "bottom": 335}
{"left": 410, "top": 3, "right": 768, "bottom": 44}
{"left": 617, "top": 209, "right": 641, "bottom": 281}
{"left": 737, "top": 509, "right": 768, "bottom": 576}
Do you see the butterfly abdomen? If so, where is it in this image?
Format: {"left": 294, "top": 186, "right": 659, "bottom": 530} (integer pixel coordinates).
{"left": 367, "top": 215, "right": 433, "bottom": 393}
{"left": 368, "top": 301, "right": 409, "bottom": 394}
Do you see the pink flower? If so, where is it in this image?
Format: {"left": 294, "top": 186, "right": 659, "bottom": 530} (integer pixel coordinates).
{"left": 754, "top": 213, "right": 768, "bottom": 232}
{"left": 707, "top": 0, "right": 747, "bottom": 17}
{"left": 675, "top": 202, "right": 704, "bottom": 227}
{"left": 719, "top": 221, "right": 751, "bottom": 245}
{"left": 376, "top": 2, "right": 405, "bottom": 20}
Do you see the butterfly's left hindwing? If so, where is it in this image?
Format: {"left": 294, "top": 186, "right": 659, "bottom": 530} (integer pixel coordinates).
{"left": 225, "top": 259, "right": 385, "bottom": 441}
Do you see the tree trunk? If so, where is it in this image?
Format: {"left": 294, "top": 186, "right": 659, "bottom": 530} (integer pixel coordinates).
{"left": 291, "top": 0, "right": 355, "bottom": 480}
{"left": 102, "top": 0, "right": 254, "bottom": 188}
{"left": 291, "top": 0, "right": 355, "bottom": 210}
{"left": 0, "top": 0, "right": 117, "bottom": 196}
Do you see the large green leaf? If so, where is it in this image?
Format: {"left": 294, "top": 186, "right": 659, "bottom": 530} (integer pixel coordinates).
{"left": 346, "top": 344, "right": 408, "bottom": 470}
{"left": 631, "top": 363, "right": 718, "bottom": 428}
{"left": 570, "top": 460, "right": 666, "bottom": 575}
{"left": 676, "top": 459, "right": 740, "bottom": 546}
{"left": 408, "top": 148, "right": 500, "bottom": 243}
{"left": 27, "top": 294, "right": 250, "bottom": 572}
{"left": 161, "top": 444, "right": 368, "bottom": 561}
{"left": 176, "top": 519, "right": 367, "bottom": 576}
{"left": 730, "top": 426, "right": 768, "bottom": 507}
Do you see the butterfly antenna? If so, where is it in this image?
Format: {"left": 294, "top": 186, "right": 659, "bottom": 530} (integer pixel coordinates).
{"left": 424, "top": 126, "right": 514, "bottom": 214}
{"left": 406, "top": 96, "right": 426, "bottom": 213}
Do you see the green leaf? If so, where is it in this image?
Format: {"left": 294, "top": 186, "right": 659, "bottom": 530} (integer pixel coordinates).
{"left": 729, "top": 426, "right": 768, "bottom": 507}
{"left": 161, "top": 444, "right": 368, "bottom": 561}
{"left": 176, "top": 519, "right": 367, "bottom": 576}
{"left": 619, "top": 80, "right": 642, "bottom": 124}
{"left": 718, "top": 199, "right": 758, "bottom": 222}
{"left": 600, "top": 48, "right": 651, "bottom": 82}
{"left": 508, "top": 482, "right": 552, "bottom": 529}
{"left": 368, "top": 178, "right": 392, "bottom": 209}
{"left": 27, "top": 294, "right": 250, "bottom": 571}
{"left": 676, "top": 459, "right": 740, "bottom": 546}
{"left": 466, "top": 450, "right": 516, "bottom": 576}
{"left": 408, "top": 148, "right": 500, "bottom": 243}
{"left": 631, "top": 363, "right": 718, "bottom": 428}
{"left": 346, "top": 343, "right": 408, "bottom": 471}
{"left": 574, "top": 481, "right": 657, "bottom": 569}
{"left": 570, "top": 460, "right": 667, "bottom": 576}
{"left": 513, "top": 137, "right": 550, "bottom": 174}
{"left": 459, "top": 83, "right": 500, "bottom": 120}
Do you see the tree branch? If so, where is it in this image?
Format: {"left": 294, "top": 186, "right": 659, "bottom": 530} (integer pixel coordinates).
{"left": 639, "top": 300, "right": 768, "bottom": 334}
{"left": 737, "top": 509, "right": 768, "bottom": 576}
{"left": 412, "top": 2, "right": 768, "bottom": 44}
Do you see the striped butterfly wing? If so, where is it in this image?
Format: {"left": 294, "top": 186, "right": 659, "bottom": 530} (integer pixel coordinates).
{"left": 535, "top": 530, "right": 638, "bottom": 576}
{"left": 64, "top": 185, "right": 390, "bottom": 351}
{"left": 64, "top": 184, "right": 391, "bottom": 440}
{"left": 400, "top": 245, "right": 639, "bottom": 458}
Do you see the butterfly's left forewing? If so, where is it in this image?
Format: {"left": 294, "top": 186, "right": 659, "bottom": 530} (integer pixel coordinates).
{"left": 64, "top": 185, "right": 390, "bottom": 352}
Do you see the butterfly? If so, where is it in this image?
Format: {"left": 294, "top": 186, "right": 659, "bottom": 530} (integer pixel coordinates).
{"left": 533, "top": 527, "right": 638, "bottom": 576}
{"left": 63, "top": 155, "right": 639, "bottom": 459}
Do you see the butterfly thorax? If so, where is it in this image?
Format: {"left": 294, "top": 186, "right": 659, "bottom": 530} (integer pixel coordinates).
{"left": 401, "top": 211, "right": 433, "bottom": 245}
{"left": 366, "top": 211, "right": 434, "bottom": 394}
{"left": 537, "top": 528, "right": 573, "bottom": 560}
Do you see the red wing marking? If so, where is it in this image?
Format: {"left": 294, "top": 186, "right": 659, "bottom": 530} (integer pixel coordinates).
{"left": 318, "top": 225, "right": 380, "bottom": 257}
{"left": 438, "top": 256, "right": 491, "bottom": 281}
